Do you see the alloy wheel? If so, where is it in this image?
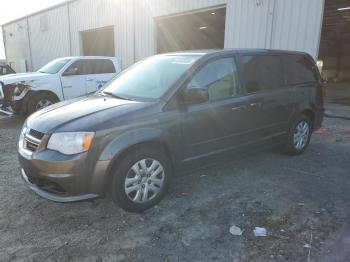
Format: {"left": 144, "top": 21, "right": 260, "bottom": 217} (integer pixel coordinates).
{"left": 293, "top": 120, "right": 310, "bottom": 150}
{"left": 124, "top": 158, "right": 165, "bottom": 203}
{"left": 35, "top": 99, "right": 53, "bottom": 110}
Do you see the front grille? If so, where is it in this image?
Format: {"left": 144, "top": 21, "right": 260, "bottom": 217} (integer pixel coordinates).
{"left": 24, "top": 129, "right": 44, "bottom": 152}
{"left": 29, "top": 129, "right": 45, "bottom": 140}
{"left": 26, "top": 140, "right": 38, "bottom": 151}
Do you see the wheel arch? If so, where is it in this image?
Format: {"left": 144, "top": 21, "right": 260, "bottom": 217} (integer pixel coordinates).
{"left": 300, "top": 109, "right": 315, "bottom": 129}
{"left": 24, "top": 90, "right": 61, "bottom": 113}
{"left": 93, "top": 129, "right": 176, "bottom": 194}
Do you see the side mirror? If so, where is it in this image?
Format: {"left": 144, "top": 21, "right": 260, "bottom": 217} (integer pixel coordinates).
{"left": 62, "top": 67, "right": 78, "bottom": 76}
{"left": 181, "top": 88, "right": 209, "bottom": 104}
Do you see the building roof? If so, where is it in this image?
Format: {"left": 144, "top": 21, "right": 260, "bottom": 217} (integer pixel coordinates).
{"left": 1, "top": 0, "right": 76, "bottom": 27}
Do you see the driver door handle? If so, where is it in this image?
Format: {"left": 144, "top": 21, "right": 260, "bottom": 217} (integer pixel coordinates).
{"left": 86, "top": 78, "right": 95, "bottom": 82}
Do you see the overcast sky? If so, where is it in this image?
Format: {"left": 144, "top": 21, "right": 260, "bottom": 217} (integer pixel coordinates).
{"left": 0, "top": 0, "right": 67, "bottom": 59}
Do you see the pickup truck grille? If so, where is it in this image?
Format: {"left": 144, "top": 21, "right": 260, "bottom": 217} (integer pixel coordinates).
{"left": 24, "top": 129, "right": 44, "bottom": 152}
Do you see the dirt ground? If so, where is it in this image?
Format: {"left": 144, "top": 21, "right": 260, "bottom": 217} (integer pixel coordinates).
{"left": 0, "top": 115, "right": 350, "bottom": 262}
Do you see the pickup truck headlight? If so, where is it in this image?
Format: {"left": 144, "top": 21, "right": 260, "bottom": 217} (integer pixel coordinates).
{"left": 13, "top": 85, "right": 28, "bottom": 96}
{"left": 47, "top": 132, "right": 94, "bottom": 155}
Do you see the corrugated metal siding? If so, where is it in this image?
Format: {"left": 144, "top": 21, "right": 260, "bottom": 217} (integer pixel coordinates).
{"left": 28, "top": 5, "right": 71, "bottom": 70}
{"left": 225, "top": 0, "right": 275, "bottom": 49}
{"left": 134, "top": 0, "right": 227, "bottom": 60}
{"left": 270, "top": 0, "right": 324, "bottom": 59}
{"left": 224, "top": 0, "right": 324, "bottom": 59}
{"left": 144, "top": 0, "right": 227, "bottom": 17}
{"left": 3, "top": 0, "right": 324, "bottom": 71}
{"left": 69, "top": 0, "right": 135, "bottom": 67}
{"left": 2, "top": 19, "right": 31, "bottom": 72}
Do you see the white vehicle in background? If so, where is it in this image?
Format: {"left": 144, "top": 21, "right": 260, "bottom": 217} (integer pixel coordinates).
{"left": 0, "top": 56, "right": 121, "bottom": 114}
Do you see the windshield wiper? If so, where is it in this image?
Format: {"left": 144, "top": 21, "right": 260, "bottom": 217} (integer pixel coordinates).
{"left": 101, "top": 91, "right": 132, "bottom": 101}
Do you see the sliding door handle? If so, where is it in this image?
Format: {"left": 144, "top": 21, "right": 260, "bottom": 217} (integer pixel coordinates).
{"left": 231, "top": 105, "right": 247, "bottom": 111}
{"left": 249, "top": 102, "right": 263, "bottom": 107}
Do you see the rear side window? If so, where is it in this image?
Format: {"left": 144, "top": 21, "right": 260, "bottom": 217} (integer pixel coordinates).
{"left": 93, "top": 59, "right": 116, "bottom": 74}
{"left": 65, "top": 59, "right": 116, "bottom": 75}
{"left": 242, "top": 55, "right": 284, "bottom": 93}
{"left": 284, "top": 55, "right": 318, "bottom": 85}
{"left": 65, "top": 60, "right": 91, "bottom": 75}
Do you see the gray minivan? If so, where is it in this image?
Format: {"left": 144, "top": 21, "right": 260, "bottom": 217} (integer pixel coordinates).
{"left": 18, "top": 49, "right": 324, "bottom": 212}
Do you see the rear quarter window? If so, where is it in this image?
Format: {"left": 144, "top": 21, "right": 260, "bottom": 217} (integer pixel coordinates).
{"left": 284, "top": 55, "right": 319, "bottom": 85}
{"left": 93, "top": 59, "right": 116, "bottom": 74}
{"left": 242, "top": 55, "right": 284, "bottom": 93}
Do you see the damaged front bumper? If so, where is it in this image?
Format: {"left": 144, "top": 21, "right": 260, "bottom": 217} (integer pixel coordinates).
{"left": 0, "top": 81, "right": 30, "bottom": 112}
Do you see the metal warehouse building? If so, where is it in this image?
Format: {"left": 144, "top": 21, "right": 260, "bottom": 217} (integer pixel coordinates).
{"left": 1, "top": 0, "right": 349, "bottom": 84}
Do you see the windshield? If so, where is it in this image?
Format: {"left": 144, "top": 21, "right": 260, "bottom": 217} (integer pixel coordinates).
{"left": 38, "top": 58, "right": 71, "bottom": 74}
{"left": 102, "top": 55, "right": 200, "bottom": 100}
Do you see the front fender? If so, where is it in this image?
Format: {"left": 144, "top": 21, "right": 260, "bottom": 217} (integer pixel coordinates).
{"left": 89, "top": 128, "right": 170, "bottom": 195}
{"left": 99, "top": 128, "right": 165, "bottom": 161}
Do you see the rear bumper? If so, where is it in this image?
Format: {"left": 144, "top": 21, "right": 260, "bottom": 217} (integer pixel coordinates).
{"left": 21, "top": 168, "right": 98, "bottom": 202}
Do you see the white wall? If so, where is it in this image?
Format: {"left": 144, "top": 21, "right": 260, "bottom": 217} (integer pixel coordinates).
{"left": 2, "top": 0, "right": 325, "bottom": 72}
{"left": 135, "top": 0, "right": 324, "bottom": 60}
{"left": 2, "top": 19, "right": 31, "bottom": 72}
{"left": 270, "top": 0, "right": 324, "bottom": 59}
{"left": 28, "top": 5, "right": 71, "bottom": 70}
{"left": 68, "top": 0, "right": 135, "bottom": 68}
{"left": 134, "top": 0, "right": 227, "bottom": 61}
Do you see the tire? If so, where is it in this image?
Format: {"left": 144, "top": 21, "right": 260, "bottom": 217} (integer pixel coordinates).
{"left": 27, "top": 93, "right": 56, "bottom": 114}
{"left": 111, "top": 146, "right": 172, "bottom": 212}
{"left": 285, "top": 114, "right": 312, "bottom": 155}
{"left": 10, "top": 102, "right": 22, "bottom": 115}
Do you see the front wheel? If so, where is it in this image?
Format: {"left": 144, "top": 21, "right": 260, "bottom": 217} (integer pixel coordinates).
{"left": 285, "top": 115, "right": 312, "bottom": 155}
{"left": 111, "top": 146, "right": 171, "bottom": 212}
{"left": 27, "top": 93, "right": 56, "bottom": 114}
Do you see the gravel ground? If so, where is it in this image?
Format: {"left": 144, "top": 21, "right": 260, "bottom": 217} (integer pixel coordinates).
{"left": 0, "top": 115, "right": 350, "bottom": 262}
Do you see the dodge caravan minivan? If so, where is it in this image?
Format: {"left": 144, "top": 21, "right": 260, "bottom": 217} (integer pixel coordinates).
{"left": 18, "top": 49, "right": 324, "bottom": 212}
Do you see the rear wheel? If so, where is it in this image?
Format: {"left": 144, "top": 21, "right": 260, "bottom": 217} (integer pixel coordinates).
{"left": 27, "top": 93, "right": 56, "bottom": 114}
{"left": 111, "top": 146, "right": 171, "bottom": 212}
{"left": 285, "top": 115, "right": 312, "bottom": 155}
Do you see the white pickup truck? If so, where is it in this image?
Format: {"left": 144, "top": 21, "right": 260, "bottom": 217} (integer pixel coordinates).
{"left": 0, "top": 56, "right": 121, "bottom": 114}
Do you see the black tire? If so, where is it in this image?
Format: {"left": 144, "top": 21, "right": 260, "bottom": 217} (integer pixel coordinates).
{"left": 111, "top": 146, "right": 172, "bottom": 213}
{"left": 10, "top": 103, "right": 22, "bottom": 115}
{"left": 285, "top": 114, "right": 312, "bottom": 155}
{"left": 27, "top": 93, "right": 56, "bottom": 114}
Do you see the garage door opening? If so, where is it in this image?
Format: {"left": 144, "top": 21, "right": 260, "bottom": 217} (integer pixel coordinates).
{"left": 156, "top": 7, "right": 226, "bottom": 54}
{"left": 318, "top": 0, "right": 350, "bottom": 106}
{"left": 81, "top": 26, "right": 115, "bottom": 57}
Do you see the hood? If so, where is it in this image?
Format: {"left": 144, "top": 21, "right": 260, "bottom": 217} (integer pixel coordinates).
{"left": 0, "top": 72, "right": 49, "bottom": 85}
{"left": 26, "top": 94, "right": 155, "bottom": 133}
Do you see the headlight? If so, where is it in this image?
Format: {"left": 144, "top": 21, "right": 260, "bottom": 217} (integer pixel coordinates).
{"left": 18, "top": 122, "right": 28, "bottom": 148}
{"left": 13, "top": 85, "right": 27, "bottom": 96}
{"left": 47, "top": 132, "right": 95, "bottom": 155}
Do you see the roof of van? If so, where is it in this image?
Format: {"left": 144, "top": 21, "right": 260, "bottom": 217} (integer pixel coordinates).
{"left": 164, "top": 49, "right": 310, "bottom": 57}
{"left": 62, "top": 56, "right": 120, "bottom": 60}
